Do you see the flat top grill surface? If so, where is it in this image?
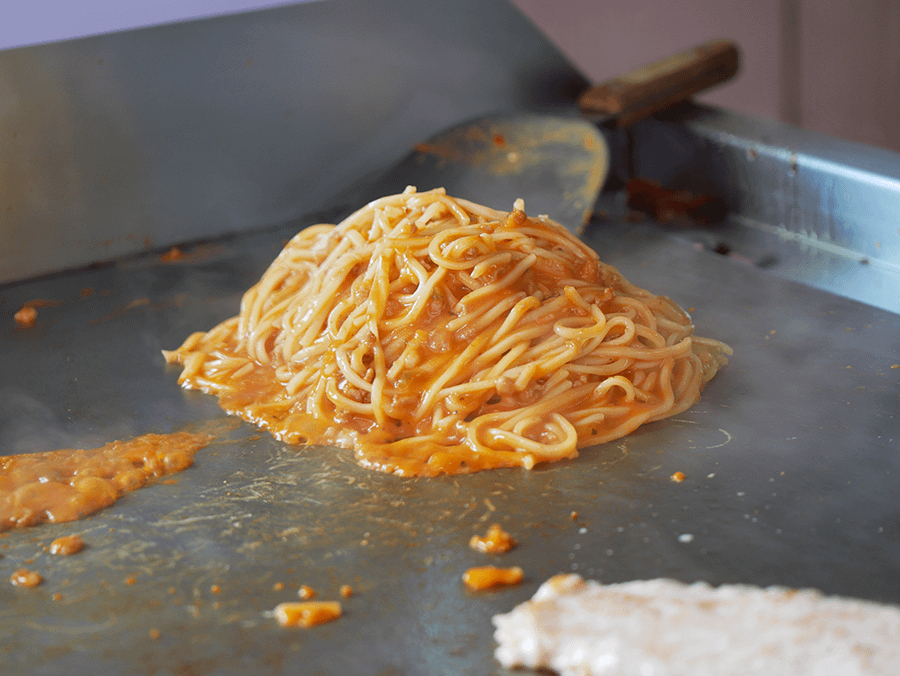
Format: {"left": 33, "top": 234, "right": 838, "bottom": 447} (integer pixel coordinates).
{"left": 0, "top": 206, "right": 898, "bottom": 676}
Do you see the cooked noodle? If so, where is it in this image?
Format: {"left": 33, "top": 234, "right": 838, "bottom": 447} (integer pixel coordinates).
{"left": 163, "top": 187, "right": 730, "bottom": 476}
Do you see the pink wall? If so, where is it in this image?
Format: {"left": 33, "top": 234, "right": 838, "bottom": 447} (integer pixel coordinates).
{"left": 510, "top": 0, "right": 900, "bottom": 153}
{"left": 4, "top": 0, "right": 897, "bottom": 152}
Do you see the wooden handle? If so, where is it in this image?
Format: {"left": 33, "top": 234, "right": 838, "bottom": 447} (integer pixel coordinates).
{"left": 578, "top": 39, "right": 740, "bottom": 127}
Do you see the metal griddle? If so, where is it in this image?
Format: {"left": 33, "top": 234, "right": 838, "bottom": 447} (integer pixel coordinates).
{"left": 1, "top": 166, "right": 899, "bottom": 675}
{"left": 2, "top": 1, "right": 900, "bottom": 674}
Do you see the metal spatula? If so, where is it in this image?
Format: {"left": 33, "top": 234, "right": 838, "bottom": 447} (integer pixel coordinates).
{"left": 340, "top": 39, "right": 739, "bottom": 233}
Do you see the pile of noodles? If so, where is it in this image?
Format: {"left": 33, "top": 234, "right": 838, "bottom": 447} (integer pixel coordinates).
{"left": 164, "top": 187, "right": 730, "bottom": 476}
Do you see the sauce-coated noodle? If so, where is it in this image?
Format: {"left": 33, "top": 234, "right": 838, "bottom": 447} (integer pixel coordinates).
{"left": 163, "top": 188, "right": 730, "bottom": 476}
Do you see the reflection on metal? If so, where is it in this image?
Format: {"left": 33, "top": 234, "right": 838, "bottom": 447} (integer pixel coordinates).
{"left": 624, "top": 103, "right": 900, "bottom": 313}
{"left": 0, "top": 0, "right": 587, "bottom": 284}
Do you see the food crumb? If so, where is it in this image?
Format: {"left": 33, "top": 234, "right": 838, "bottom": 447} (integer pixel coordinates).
{"left": 50, "top": 534, "right": 84, "bottom": 556}
{"left": 11, "top": 569, "right": 42, "bottom": 588}
{"left": 298, "top": 585, "right": 315, "bottom": 600}
{"left": 462, "top": 566, "right": 524, "bottom": 591}
{"left": 272, "top": 581, "right": 284, "bottom": 591}
{"left": 891, "top": 364, "right": 899, "bottom": 369}
{"left": 469, "top": 523, "right": 517, "bottom": 554}
{"left": 671, "top": 471, "right": 686, "bottom": 483}
{"left": 570, "top": 511, "right": 578, "bottom": 520}
{"left": 125, "top": 576, "right": 136, "bottom": 586}
{"left": 52, "top": 593, "right": 62, "bottom": 601}
{"left": 274, "top": 601, "right": 342, "bottom": 628}
{"left": 210, "top": 584, "right": 222, "bottom": 594}
{"left": 14, "top": 305, "right": 37, "bottom": 327}
{"left": 161, "top": 246, "right": 185, "bottom": 261}
{"left": 148, "top": 628, "right": 161, "bottom": 640}
{"left": 678, "top": 533, "right": 695, "bottom": 543}
{"left": 339, "top": 585, "right": 353, "bottom": 598}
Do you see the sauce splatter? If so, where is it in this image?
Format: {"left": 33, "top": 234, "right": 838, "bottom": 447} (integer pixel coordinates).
{"left": 10, "top": 568, "right": 42, "bottom": 588}
{"left": 469, "top": 523, "right": 516, "bottom": 554}
{"left": 463, "top": 565, "right": 524, "bottom": 591}
{"left": 49, "top": 534, "right": 84, "bottom": 555}
{"left": 14, "top": 306, "right": 37, "bottom": 327}
{"left": 0, "top": 432, "right": 213, "bottom": 531}
{"left": 160, "top": 246, "right": 185, "bottom": 262}
{"left": 274, "top": 601, "right": 342, "bottom": 628}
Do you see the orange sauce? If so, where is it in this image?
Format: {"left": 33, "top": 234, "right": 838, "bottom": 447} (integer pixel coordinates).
{"left": 274, "top": 601, "right": 342, "bottom": 628}
{"left": 462, "top": 565, "right": 524, "bottom": 591}
{"left": 10, "top": 568, "right": 42, "bottom": 588}
{"left": 0, "top": 432, "right": 213, "bottom": 531}
{"left": 14, "top": 306, "right": 37, "bottom": 327}
{"left": 160, "top": 246, "right": 185, "bottom": 262}
{"left": 206, "top": 358, "right": 549, "bottom": 477}
{"left": 469, "top": 523, "right": 516, "bottom": 554}
{"left": 49, "top": 534, "right": 84, "bottom": 555}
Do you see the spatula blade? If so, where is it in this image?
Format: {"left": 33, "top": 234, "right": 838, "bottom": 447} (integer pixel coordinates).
{"left": 352, "top": 113, "right": 609, "bottom": 234}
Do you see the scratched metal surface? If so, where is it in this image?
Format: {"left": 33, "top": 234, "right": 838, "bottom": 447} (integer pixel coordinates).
{"left": 0, "top": 203, "right": 899, "bottom": 675}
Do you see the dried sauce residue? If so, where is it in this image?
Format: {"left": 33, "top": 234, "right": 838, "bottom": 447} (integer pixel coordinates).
{"left": 160, "top": 246, "right": 185, "bottom": 262}
{"left": 0, "top": 432, "right": 214, "bottom": 531}
{"left": 14, "top": 306, "right": 38, "bottom": 328}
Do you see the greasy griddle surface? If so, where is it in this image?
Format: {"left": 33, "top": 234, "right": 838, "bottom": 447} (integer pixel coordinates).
{"left": 1, "top": 214, "right": 898, "bottom": 676}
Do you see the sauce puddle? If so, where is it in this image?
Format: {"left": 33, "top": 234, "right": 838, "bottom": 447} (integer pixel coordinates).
{"left": 0, "top": 432, "right": 214, "bottom": 531}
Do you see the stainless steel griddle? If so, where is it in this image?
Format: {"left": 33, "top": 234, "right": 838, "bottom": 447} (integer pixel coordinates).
{"left": 1, "top": 1, "right": 899, "bottom": 675}
{"left": 1, "top": 167, "right": 899, "bottom": 676}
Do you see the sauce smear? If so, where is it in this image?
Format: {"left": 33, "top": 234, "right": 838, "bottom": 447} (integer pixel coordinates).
{"left": 0, "top": 432, "right": 213, "bottom": 531}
